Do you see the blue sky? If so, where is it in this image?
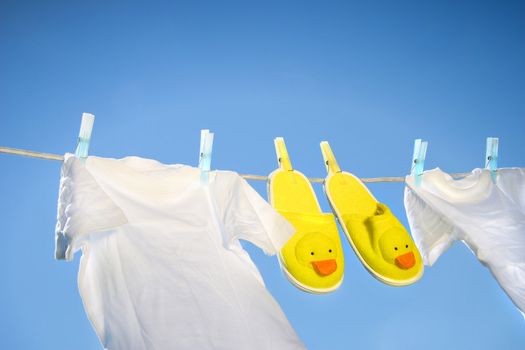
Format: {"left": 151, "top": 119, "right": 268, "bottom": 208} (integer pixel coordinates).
{"left": 1, "top": 1, "right": 524, "bottom": 349}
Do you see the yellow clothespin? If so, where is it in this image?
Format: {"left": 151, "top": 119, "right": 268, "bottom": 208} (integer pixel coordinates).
{"left": 274, "top": 137, "right": 293, "bottom": 171}
{"left": 320, "top": 141, "right": 341, "bottom": 175}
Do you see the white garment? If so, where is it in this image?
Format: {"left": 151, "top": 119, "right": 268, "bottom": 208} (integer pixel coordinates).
{"left": 404, "top": 167, "right": 525, "bottom": 315}
{"left": 55, "top": 154, "right": 305, "bottom": 350}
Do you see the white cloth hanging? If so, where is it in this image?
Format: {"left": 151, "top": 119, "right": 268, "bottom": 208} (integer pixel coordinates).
{"left": 404, "top": 167, "right": 525, "bottom": 316}
{"left": 55, "top": 153, "right": 305, "bottom": 350}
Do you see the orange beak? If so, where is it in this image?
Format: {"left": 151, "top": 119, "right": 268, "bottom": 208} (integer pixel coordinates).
{"left": 395, "top": 251, "right": 415, "bottom": 269}
{"left": 311, "top": 259, "right": 337, "bottom": 276}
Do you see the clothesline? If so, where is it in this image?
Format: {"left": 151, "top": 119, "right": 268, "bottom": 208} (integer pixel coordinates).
{"left": 0, "top": 146, "right": 470, "bottom": 183}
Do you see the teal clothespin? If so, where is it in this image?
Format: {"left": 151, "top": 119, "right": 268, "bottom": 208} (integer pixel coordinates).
{"left": 75, "top": 113, "right": 95, "bottom": 160}
{"left": 485, "top": 137, "right": 499, "bottom": 183}
{"left": 199, "top": 129, "right": 214, "bottom": 184}
{"left": 411, "top": 139, "right": 428, "bottom": 187}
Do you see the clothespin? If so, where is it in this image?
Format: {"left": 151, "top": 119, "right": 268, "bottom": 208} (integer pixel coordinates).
{"left": 199, "top": 129, "right": 214, "bottom": 184}
{"left": 75, "top": 113, "right": 95, "bottom": 160}
{"left": 411, "top": 139, "right": 428, "bottom": 187}
{"left": 485, "top": 137, "right": 499, "bottom": 183}
{"left": 320, "top": 141, "right": 341, "bottom": 175}
{"left": 274, "top": 137, "right": 293, "bottom": 171}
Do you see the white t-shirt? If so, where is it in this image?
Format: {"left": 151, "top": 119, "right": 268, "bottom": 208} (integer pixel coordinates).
{"left": 404, "top": 167, "right": 525, "bottom": 316}
{"left": 55, "top": 154, "right": 305, "bottom": 350}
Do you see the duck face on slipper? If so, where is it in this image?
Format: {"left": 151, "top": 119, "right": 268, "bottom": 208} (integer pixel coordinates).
{"left": 378, "top": 228, "right": 417, "bottom": 269}
{"left": 278, "top": 212, "right": 344, "bottom": 293}
{"left": 295, "top": 232, "right": 339, "bottom": 276}
{"left": 366, "top": 204, "right": 424, "bottom": 282}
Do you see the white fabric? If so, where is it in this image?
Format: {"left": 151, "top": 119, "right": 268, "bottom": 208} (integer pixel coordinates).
{"left": 404, "top": 167, "right": 525, "bottom": 315}
{"left": 56, "top": 154, "right": 304, "bottom": 350}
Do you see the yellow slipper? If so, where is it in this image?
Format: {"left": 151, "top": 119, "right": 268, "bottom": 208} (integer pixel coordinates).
{"left": 268, "top": 138, "right": 344, "bottom": 293}
{"left": 320, "top": 141, "right": 423, "bottom": 286}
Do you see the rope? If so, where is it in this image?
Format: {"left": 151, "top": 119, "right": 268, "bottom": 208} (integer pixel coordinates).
{"left": 0, "top": 147, "right": 64, "bottom": 161}
{"left": 0, "top": 146, "right": 470, "bottom": 183}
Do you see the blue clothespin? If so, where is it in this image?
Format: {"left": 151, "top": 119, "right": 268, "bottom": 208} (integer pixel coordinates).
{"left": 75, "top": 113, "right": 95, "bottom": 160}
{"left": 411, "top": 139, "right": 428, "bottom": 187}
{"left": 485, "top": 137, "right": 499, "bottom": 183}
{"left": 199, "top": 129, "right": 214, "bottom": 184}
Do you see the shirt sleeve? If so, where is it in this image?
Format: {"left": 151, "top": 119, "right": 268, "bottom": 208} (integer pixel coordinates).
{"left": 404, "top": 184, "right": 457, "bottom": 266}
{"left": 218, "top": 172, "right": 294, "bottom": 255}
{"left": 55, "top": 154, "right": 128, "bottom": 261}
